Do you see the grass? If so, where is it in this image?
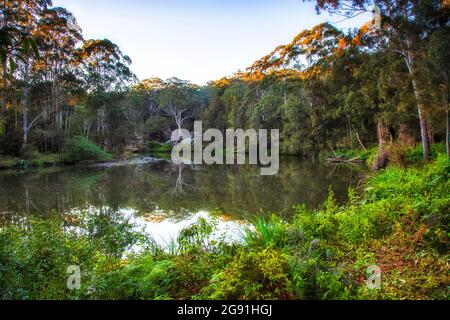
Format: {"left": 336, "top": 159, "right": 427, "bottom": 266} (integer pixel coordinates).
{"left": 404, "top": 143, "right": 447, "bottom": 164}
{"left": 321, "top": 143, "right": 448, "bottom": 168}
{"left": 0, "top": 154, "right": 448, "bottom": 300}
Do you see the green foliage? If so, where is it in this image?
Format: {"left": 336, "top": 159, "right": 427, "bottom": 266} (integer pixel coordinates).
{"left": 199, "top": 247, "right": 293, "bottom": 300}
{"left": 3, "top": 152, "right": 62, "bottom": 170}
{"left": 147, "top": 141, "right": 172, "bottom": 154}
{"left": 145, "top": 116, "right": 170, "bottom": 138}
{"left": 0, "top": 219, "right": 95, "bottom": 300}
{"left": 289, "top": 256, "right": 353, "bottom": 300}
{"left": 404, "top": 143, "right": 447, "bottom": 164}
{"left": 177, "top": 217, "right": 216, "bottom": 253}
{"left": 0, "top": 117, "right": 5, "bottom": 138}
{"left": 62, "top": 136, "right": 111, "bottom": 163}
{"left": 245, "top": 215, "right": 289, "bottom": 248}
{"left": 91, "top": 256, "right": 177, "bottom": 300}
{"left": 12, "top": 159, "right": 31, "bottom": 170}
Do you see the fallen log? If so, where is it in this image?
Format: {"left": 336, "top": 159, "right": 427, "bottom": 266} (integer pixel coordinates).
{"left": 325, "top": 156, "right": 364, "bottom": 164}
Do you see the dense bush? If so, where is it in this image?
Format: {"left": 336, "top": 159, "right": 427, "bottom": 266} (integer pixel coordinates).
{"left": 146, "top": 140, "right": 172, "bottom": 160}
{"left": 62, "top": 136, "right": 111, "bottom": 163}
{"left": 404, "top": 143, "right": 447, "bottom": 163}
{"left": 147, "top": 140, "right": 172, "bottom": 155}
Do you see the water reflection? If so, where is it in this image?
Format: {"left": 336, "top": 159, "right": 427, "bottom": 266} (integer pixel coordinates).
{"left": 0, "top": 157, "right": 363, "bottom": 242}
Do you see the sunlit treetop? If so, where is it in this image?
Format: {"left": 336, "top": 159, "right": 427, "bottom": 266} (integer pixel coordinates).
{"left": 208, "top": 67, "right": 305, "bottom": 88}
{"left": 33, "top": 7, "right": 83, "bottom": 69}
{"left": 245, "top": 23, "right": 346, "bottom": 79}
{"left": 77, "top": 39, "right": 136, "bottom": 92}
{"left": 133, "top": 77, "right": 165, "bottom": 91}
{"left": 132, "top": 77, "right": 200, "bottom": 92}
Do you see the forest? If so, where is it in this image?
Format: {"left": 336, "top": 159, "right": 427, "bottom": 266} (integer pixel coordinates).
{"left": 0, "top": 0, "right": 448, "bottom": 166}
{"left": 0, "top": 0, "right": 449, "bottom": 301}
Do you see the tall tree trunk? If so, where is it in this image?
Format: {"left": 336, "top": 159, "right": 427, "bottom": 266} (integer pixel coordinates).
{"left": 22, "top": 61, "right": 30, "bottom": 151}
{"left": 411, "top": 77, "right": 431, "bottom": 160}
{"left": 1, "top": 0, "right": 10, "bottom": 115}
{"left": 283, "top": 77, "right": 287, "bottom": 114}
{"left": 405, "top": 40, "right": 431, "bottom": 160}
{"left": 1, "top": 63, "right": 7, "bottom": 114}
{"left": 376, "top": 117, "right": 388, "bottom": 149}
{"left": 52, "top": 81, "right": 60, "bottom": 130}
{"left": 446, "top": 108, "right": 449, "bottom": 157}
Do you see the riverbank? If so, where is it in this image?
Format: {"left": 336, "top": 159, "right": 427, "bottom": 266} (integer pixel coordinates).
{"left": 0, "top": 154, "right": 448, "bottom": 300}
{"left": 320, "top": 143, "right": 447, "bottom": 167}
{"left": 0, "top": 137, "right": 174, "bottom": 171}
{"left": 0, "top": 154, "right": 168, "bottom": 172}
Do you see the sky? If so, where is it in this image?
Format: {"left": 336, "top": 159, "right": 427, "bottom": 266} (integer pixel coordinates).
{"left": 53, "top": 0, "right": 372, "bottom": 85}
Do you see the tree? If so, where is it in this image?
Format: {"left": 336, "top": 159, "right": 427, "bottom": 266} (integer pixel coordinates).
{"left": 78, "top": 39, "right": 136, "bottom": 92}
{"left": 0, "top": 0, "right": 51, "bottom": 115}
{"left": 428, "top": 28, "right": 450, "bottom": 156}
{"left": 159, "top": 78, "right": 205, "bottom": 136}
{"left": 309, "top": 0, "right": 449, "bottom": 159}
{"left": 34, "top": 7, "right": 83, "bottom": 131}
{"left": 9, "top": 0, "right": 52, "bottom": 150}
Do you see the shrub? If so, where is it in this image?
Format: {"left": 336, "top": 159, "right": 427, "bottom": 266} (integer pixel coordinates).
{"left": 147, "top": 140, "right": 172, "bottom": 155}
{"left": 244, "top": 215, "right": 289, "bottom": 248}
{"left": 320, "top": 147, "right": 377, "bottom": 165}
{"left": 405, "top": 143, "right": 446, "bottom": 163}
{"left": 0, "top": 220, "right": 96, "bottom": 300}
{"left": 12, "top": 159, "right": 30, "bottom": 170}
{"left": 91, "top": 256, "right": 177, "bottom": 300}
{"left": 289, "top": 255, "right": 353, "bottom": 300}
{"left": 200, "top": 247, "right": 293, "bottom": 300}
{"left": 10, "top": 151, "right": 46, "bottom": 169}
{"left": 62, "top": 136, "right": 111, "bottom": 163}
{"left": 177, "top": 217, "right": 217, "bottom": 253}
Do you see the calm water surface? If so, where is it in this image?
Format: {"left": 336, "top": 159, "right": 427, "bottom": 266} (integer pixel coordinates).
{"left": 0, "top": 157, "right": 362, "bottom": 244}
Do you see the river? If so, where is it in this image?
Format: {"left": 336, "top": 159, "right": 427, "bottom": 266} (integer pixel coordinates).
{"left": 0, "top": 157, "right": 362, "bottom": 245}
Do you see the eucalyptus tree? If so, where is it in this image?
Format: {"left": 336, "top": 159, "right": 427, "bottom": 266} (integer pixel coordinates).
{"left": 0, "top": 0, "right": 51, "bottom": 115}
{"left": 34, "top": 7, "right": 83, "bottom": 132}
{"left": 158, "top": 78, "right": 206, "bottom": 136}
{"left": 427, "top": 28, "right": 450, "bottom": 156}
{"left": 309, "top": 0, "right": 450, "bottom": 158}
{"left": 77, "top": 39, "right": 136, "bottom": 148}
{"left": 0, "top": 1, "right": 59, "bottom": 153}
{"left": 78, "top": 39, "right": 136, "bottom": 93}
{"left": 6, "top": 0, "right": 52, "bottom": 150}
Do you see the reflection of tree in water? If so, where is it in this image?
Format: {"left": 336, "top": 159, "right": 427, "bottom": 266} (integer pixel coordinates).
{"left": 0, "top": 158, "right": 363, "bottom": 225}
{"left": 0, "top": 167, "right": 107, "bottom": 224}
{"left": 169, "top": 164, "right": 193, "bottom": 197}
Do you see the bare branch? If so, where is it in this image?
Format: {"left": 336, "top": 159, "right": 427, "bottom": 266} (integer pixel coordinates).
{"left": 27, "top": 110, "right": 45, "bottom": 131}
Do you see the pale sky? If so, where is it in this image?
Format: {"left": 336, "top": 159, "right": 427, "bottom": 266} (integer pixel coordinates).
{"left": 53, "top": 0, "right": 371, "bottom": 85}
